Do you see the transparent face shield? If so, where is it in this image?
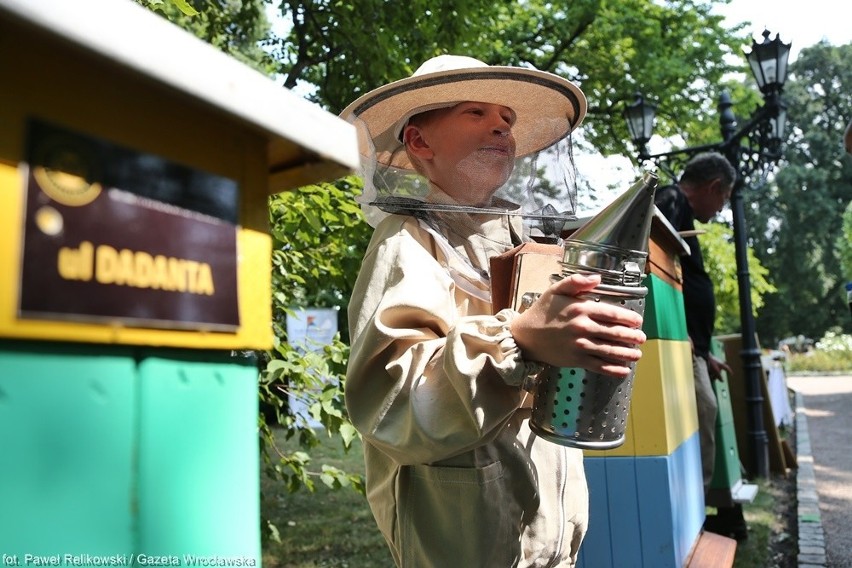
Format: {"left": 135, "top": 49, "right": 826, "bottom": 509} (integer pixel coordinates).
{"left": 351, "top": 112, "right": 579, "bottom": 242}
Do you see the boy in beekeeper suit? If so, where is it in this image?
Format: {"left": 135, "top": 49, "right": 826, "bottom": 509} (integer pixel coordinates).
{"left": 341, "top": 54, "right": 647, "bottom": 567}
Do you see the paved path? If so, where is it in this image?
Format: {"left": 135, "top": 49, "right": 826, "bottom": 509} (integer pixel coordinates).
{"left": 786, "top": 375, "right": 852, "bottom": 568}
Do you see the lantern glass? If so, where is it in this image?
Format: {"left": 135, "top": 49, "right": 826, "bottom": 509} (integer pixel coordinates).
{"left": 746, "top": 30, "right": 791, "bottom": 93}
{"left": 623, "top": 93, "right": 657, "bottom": 145}
{"left": 770, "top": 106, "right": 787, "bottom": 142}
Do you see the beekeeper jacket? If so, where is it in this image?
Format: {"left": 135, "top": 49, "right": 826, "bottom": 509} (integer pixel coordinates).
{"left": 346, "top": 200, "right": 589, "bottom": 568}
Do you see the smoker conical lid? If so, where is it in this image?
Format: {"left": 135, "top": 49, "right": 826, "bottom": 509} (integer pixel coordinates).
{"left": 570, "top": 171, "right": 658, "bottom": 253}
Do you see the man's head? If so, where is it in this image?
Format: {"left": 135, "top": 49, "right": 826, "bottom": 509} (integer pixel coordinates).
{"left": 679, "top": 152, "right": 737, "bottom": 223}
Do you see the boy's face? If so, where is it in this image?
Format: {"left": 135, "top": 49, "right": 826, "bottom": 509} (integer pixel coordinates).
{"left": 406, "top": 102, "right": 517, "bottom": 205}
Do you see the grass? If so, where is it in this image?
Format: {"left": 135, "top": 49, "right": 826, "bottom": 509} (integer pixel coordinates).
{"left": 260, "top": 430, "right": 393, "bottom": 568}
{"left": 786, "top": 350, "right": 852, "bottom": 373}
{"left": 261, "top": 429, "right": 791, "bottom": 568}
{"left": 730, "top": 475, "right": 797, "bottom": 568}
{"left": 730, "top": 418, "right": 798, "bottom": 568}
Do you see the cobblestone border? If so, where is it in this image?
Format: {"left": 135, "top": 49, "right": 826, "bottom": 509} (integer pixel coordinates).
{"left": 795, "top": 390, "right": 827, "bottom": 567}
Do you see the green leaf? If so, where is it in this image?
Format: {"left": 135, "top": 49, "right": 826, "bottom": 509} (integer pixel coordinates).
{"left": 266, "top": 520, "right": 282, "bottom": 544}
{"left": 265, "top": 359, "right": 287, "bottom": 373}
{"left": 301, "top": 209, "right": 324, "bottom": 232}
{"left": 169, "top": 0, "right": 199, "bottom": 16}
{"left": 339, "top": 422, "right": 359, "bottom": 448}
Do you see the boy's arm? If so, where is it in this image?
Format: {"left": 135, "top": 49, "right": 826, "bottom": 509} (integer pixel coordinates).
{"left": 345, "top": 222, "right": 529, "bottom": 465}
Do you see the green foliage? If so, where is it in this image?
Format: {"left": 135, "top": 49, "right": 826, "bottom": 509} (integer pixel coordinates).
{"left": 259, "top": 177, "right": 371, "bottom": 492}
{"left": 138, "top": 0, "right": 199, "bottom": 16}
{"left": 266, "top": 0, "right": 747, "bottom": 157}
{"left": 264, "top": 0, "right": 499, "bottom": 109}
{"left": 838, "top": 200, "right": 852, "bottom": 282}
{"left": 785, "top": 331, "right": 852, "bottom": 373}
{"left": 258, "top": 337, "right": 361, "bottom": 490}
{"left": 750, "top": 41, "right": 852, "bottom": 346}
{"left": 133, "top": 0, "right": 276, "bottom": 74}
{"left": 697, "top": 220, "right": 775, "bottom": 335}
{"left": 268, "top": 177, "right": 372, "bottom": 337}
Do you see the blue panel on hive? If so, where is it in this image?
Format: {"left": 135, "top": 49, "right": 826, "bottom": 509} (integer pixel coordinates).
{"left": 671, "top": 432, "right": 705, "bottom": 556}
{"left": 635, "top": 434, "right": 704, "bottom": 567}
{"left": 578, "top": 434, "right": 704, "bottom": 567}
{"left": 578, "top": 459, "right": 613, "bottom": 568}
{"left": 605, "top": 457, "right": 642, "bottom": 567}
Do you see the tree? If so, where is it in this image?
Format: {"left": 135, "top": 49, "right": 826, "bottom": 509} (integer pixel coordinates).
{"left": 698, "top": 220, "right": 775, "bottom": 335}
{"left": 134, "top": 0, "right": 276, "bottom": 74}
{"left": 749, "top": 42, "right": 852, "bottom": 346}
{"left": 267, "top": 0, "right": 749, "bottom": 157}
{"left": 839, "top": 200, "right": 852, "bottom": 282}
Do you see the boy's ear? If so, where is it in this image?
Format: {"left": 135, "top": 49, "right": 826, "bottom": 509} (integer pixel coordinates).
{"left": 403, "top": 125, "right": 433, "bottom": 159}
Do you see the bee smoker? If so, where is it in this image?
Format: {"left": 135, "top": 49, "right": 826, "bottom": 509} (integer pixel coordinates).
{"left": 529, "top": 172, "right": 658, "bottom": 450}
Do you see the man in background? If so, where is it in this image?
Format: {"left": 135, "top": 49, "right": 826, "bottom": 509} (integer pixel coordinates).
{"left": 654, "top": 151, "right": 745, "bottom": 539}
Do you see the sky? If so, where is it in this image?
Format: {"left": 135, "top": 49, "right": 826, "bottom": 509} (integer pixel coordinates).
{"left": 712, "top": 0, "right": 851, "bottom": 61}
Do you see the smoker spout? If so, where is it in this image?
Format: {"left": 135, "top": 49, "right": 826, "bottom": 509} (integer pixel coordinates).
{"left": 560, "top": 172, "right": 658, "bottom": 286}
{"left": 570, "top": 172, "right": 658, "bottom": 251}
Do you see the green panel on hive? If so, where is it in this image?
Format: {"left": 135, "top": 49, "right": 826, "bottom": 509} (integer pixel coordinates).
{"left": 642, "top": 274, "right": 688, "bottom": 341}
{"left": 0, "top": 341, "right": 136, "bottom": 554}
{"left": 136, "top": 351, "right": 260, "bottom": 560}
{"left": 709, "top": 376, "right": 741, "bottom": 491}
{"left": 706, "top": 338, "right": 758, "bottom": 507}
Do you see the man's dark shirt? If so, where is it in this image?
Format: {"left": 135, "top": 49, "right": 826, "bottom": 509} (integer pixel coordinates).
{"left": 655, "top": 184, "right": 715, "bottom": 359}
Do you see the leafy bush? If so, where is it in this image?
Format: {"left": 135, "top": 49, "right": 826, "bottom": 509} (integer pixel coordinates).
{"left": 785, "top": 330, "right": 852, "bottom": 373}
{"left": 699, "top": 220, "right": 775, "bottom": 336}
{"left": 259, "top": 177, "right": 373, "bottom": 543}
{"left": 258, "top": 337, "right": 361, "bottom": 493}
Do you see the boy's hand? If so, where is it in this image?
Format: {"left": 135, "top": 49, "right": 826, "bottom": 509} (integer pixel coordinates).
{"left": 510, "top": 273, "right": 646, "bottom": 378}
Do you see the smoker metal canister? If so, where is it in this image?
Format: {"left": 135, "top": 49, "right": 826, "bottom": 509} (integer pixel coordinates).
{"left": 529, "top": 172, "right": 658, "bottom": 450}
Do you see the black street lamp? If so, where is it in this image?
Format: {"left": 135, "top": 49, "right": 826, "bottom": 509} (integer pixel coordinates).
{"left": 623, "top": 29, "right": 791, "bottom": 479}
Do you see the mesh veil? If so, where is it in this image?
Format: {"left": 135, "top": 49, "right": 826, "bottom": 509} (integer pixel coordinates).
{"left": 350, "top": 113, "right": 579, "bottom": 241}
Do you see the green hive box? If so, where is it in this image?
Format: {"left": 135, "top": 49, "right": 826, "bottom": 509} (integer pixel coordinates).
{"left": 707, "top": 339, "right": 759, "bottom": 507}
{"left": 0, "top": 343, "right": 259, "bottom": 559}
{"left": 0, "top": 0, "right": 357, "bottom": 561}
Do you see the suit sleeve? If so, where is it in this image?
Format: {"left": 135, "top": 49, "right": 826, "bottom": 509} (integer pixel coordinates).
{"left": 344, "top": 218, "right": 536, "bottom": 465}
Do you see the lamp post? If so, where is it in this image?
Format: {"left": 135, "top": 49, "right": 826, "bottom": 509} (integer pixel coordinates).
{"left": 623, "top": 30, "right": 791, "bottom": 479}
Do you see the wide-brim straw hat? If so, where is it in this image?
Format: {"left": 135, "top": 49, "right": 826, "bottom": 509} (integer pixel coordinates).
{"left": 340, "top": 54, "right": 587, "bottom": 171}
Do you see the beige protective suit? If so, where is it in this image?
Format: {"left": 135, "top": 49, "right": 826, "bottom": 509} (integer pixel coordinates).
{"left": 345, "top": 198, "right": 589, "bottom": 568}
